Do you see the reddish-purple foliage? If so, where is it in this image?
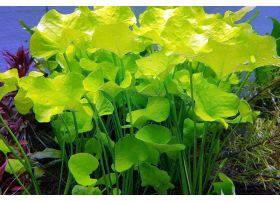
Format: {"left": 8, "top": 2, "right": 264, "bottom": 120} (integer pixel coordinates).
{"left": 0, "top": 46, "right": 34, "bottom": 194}
{"left": 2, "top": 46, "right": 34, "bottom": 78}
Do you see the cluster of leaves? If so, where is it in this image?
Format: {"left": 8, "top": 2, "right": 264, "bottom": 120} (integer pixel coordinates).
{"left": 1, "top": 6, "right": 280, "bottom": 195}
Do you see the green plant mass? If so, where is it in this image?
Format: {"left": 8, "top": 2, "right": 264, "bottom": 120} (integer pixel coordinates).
{"left": 0, "top": 6, "right": 280, "bottom": 195}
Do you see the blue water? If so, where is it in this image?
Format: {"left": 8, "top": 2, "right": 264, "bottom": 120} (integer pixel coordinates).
{"left": 0, "top": 6, "right": 279, "bottom": 70}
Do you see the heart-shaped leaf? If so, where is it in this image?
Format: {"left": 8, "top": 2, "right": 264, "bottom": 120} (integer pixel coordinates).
{"left": 68, "top": 153, "right": 99, "bottom": 186}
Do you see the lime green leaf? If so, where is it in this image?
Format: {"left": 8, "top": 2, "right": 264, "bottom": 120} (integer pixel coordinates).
{"left": 83, "top": 69, "right": 104, "bottom": 93}
{"left": 85, "top": 138, "right": 102, "bottom": 159}
{"left": 213, "top": 173, "right": 235, "bottom": 195}
{"left": 96, "top": 173, "right": 117, "bottom": 187}
{"left": 19, "top": 73, "right": 85, "bottom": 122}
{"left": 139, "top": 162, "right": 174, "bottom": 194}
{"left": 228, "top": 100, "right": 260, "bottom": 124}
{"left": 135, "top": 124, "right": 171, "bottom": 144}
{"left": 126, "top": 97, "right": 170, "bottom": 128}
{"left": 93, "top": 6, "right": 136, "bottom": 26}
{"left": 197, "top": 35, "right": 280, "bottom": 78}
{"left": 68, "top": 153, "right": 99, "bottom": 186}
{"left": 153, "top": 144, "right": 185, "bottom": 153}
{"left": 136, "top": 52, "right": 175, "bottom": 77}
{"left": 72, "top": 185, "right": 102, "bottom": 195}
{"left": 189, "top": 73, "right": 240, "bottom": 128}
{"left": 138, "top": 7, "right": 175, "bottom": 44}
{"left": 30, "top": 8, "right": 93, "bottom": 59}
{"left": 91, "top": 92, "right": 114, "bottom": 116}
{"left": 224, "top": 7, "right": 255, "bottom": 24}
{"left": 114, "top": 136, "right": 150, "bottom": 172}
{"left": 92, "top": 23, "right": 147, "bottom": 57}
{"left": 98, "top": 62, "right": 118, "bottom": 81}
{"left": 52, "top": 110, "right": 93, "bottom": 142}
{"left": 80, "top": 58, "right": 99, "bottom": 72}
{"left": 0, "top": 139, "right": 10, "bottom": 154}
{"left": 183, "top": 118, "right": 205, "bottom": 148}
{"left": 136, "top": 79, "right": 166, "bottom": 97}
{"left": 135, "top": 124, "right": 185, "bottom": 153}
{"left": 5, "top": 159, "right": 25, "bottom": 174}
{"left": 14, "top": 89, "right": 33, "bottom": 115}
{"left": 0, "top": 69, "right": 19, "bottom": 100}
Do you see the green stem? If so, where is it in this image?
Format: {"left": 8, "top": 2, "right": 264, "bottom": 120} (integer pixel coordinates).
{"left": 198, "top": 122, "right": 208, "bottom": 194}
{"left": 236, "top": 72, "right": 251, "bottom": 96}
{"left": 188, "top": 63, "right": 198, "bottom": 193}
{"left": 58, "top": 141, "right": 65, "bottom": 194}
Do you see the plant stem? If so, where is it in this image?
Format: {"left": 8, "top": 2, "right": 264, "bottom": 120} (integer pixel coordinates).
{"left": 188, "top": 63, "right": 198, "bottom": 193}
{"left": 236, "top": 71, "right": 252, "bottom": 96}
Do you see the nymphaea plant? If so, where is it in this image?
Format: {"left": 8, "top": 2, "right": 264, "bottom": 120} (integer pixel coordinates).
{"left": 0, "top": 6, "right": 279, "bottom": 195}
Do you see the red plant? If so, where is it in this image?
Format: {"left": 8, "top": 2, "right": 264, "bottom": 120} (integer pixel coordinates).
{"left": 2, "top": 46, "right": 34, "bottom": 78}
{"left": 0, "top": 46, "right": 34, "bottom": 194}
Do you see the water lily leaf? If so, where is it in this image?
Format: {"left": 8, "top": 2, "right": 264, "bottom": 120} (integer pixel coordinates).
{"left": 85, "top": 138, "right": 102, "bottom": 159}
{"left": 0, "top": 69, "right": 19, "bottom": 100}
{"left": 19, "top": 73, "right": 85, "bottom": 122}
{"left": 136, "top": 79, "right": 166, "bottom": 97}
{"left": 136, "top": 52, "right": 178, "bottom": 78}
{"left": 114, "top": 136, "right": 150, "bottom": 172}
{"left": 79, "top": 58, "right": 99, "bottom": 72}
{"left": 138, "top": 7, "right": 175, "bottom": 44}
{"left": 68, "top": 153, "right": 99, "bottom": 186}
{"left": 96, "top": 173, "right": 117, "bottom": 187}
{"left": 83, "top": 68, "right": 104, "bottom": 93}
{"left": 93, "top": 6, "right": 136, "bottom": 26}
{"left": 153, "top": 144, "right": 185, "bottom": 153}
{"left": 135, "top": 124, "right": 171, "bottom": 144}
{"left": 197, "top": 35, "right": 280, "bottom": 78}
{"left": 227, "top": 100, "right": 260, "bottom": 124}
{"left": 92, "top": 23, "right": 147, "bottom": 57}
{"left": 213, "top": 173, "right": 235, "bottom": 195}
{"left": 183, "top": 118, "right": 205, "bottom": 148}
{"left": 126, "top": 97, "right": 170, "bottom": 128}
{"left": 98, "top": 62, "right": 119, "bottom": 81}
{"left": 88, "top": 91, "right": 114, "bottom": 116}
{"left": 72, "top": 185, "right": 102, "bottom": 195}
{"left": 224, "top": 7, "right": 255, "bottom": 24}
{"left": 30, "top": 8, "right": 94, "bottom": 59}
{"left": 14, "top": 89, "right": 33, "bottom": 115}
{"left": 135, "top": 124, "right": 185, "bottom": 153}
{"left": 52, "top": 109, "right": 93, "bottom": 143}
{"left": 5, "top": 159, "right": 25, "bottom": 174}
{"left": 189, "top": 73, "right": 240, "bottom": 128}
{"left": 139, "top": 162, "right": 174, "bottom": 194}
